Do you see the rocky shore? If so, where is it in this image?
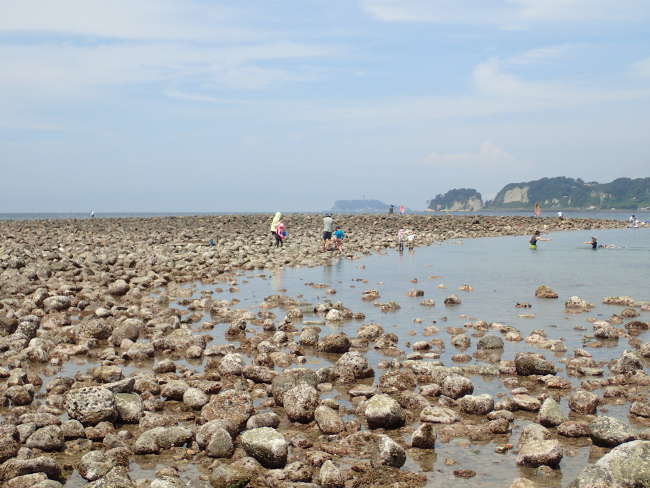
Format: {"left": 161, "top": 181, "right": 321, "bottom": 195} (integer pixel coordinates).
{"left": 1, "top": 214, "right": 648, "bottom": 488}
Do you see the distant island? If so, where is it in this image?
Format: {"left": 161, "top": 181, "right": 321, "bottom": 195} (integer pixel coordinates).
{"left": 332, "top": 199, "right": 390, "bottom": 213}
{"left": 428, "top": 188, "right": 483, "bottom": 211}
{"left": 428, "top": 177, "right": 650, "bottom": 211}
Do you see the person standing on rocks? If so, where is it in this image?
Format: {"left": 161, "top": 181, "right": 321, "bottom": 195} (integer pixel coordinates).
{"left": 333, "top": 226, "right": 345, "bottom": 251}
{"left": 322, "top": 213, "right": 334, "bottom": 251}
{"left": 270, "top": 212, "right": 283, "bottom": 247}
{"left": 275, "top": 219, "right": 287, "bottom": 247}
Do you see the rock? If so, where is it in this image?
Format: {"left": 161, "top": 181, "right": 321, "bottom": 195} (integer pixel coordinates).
{"left": 25, "top": 426, "right": 64, "bottom": 451}
{"left": 205, "top": 427, "right": 234, "bottom": 458}
{"left": 610, "top": 350, "right": 644, "bottom": 374}
{"left": 208, "top": 463, "right": 253, "bottom": 488}
{"left": 512, "top": 394, "right": 541, "bottom": 412}
{"left": 272, "top": 369, "right": 319, "bottom": 406}
{"left": 64, "top": 387, "right": 116, "bottom": 425}
{"left": 517, "top": 423, "right": 552, "bottom": 449}
{"left": 420, "top": 406, "right": 460, "bottom": 424}
{"left": 78, "top": 450, "right": 119, "bottom": 481}
{"left": 569, "top": 390, "right": 599, "bottom": 414}
{"left": 364, "top": 394, "right": 405, "bottom": 429}
{"left": 441, "top": 375, "right": 474, "bottom": 399}
{"left": 319, "top": 460, "right": 344, "bottom": 488}
{"left": 246, "top": 412, "right": 281, "bottom": 430}
{"left": 538, "top": 398, "right": 567, "bottom": 427}
{"left": 0, "top": 456, "right": 62, "bottom": 482}
{"left": 284, "top": 384, "right": 319, "bottom": 423}
{"left": 182, "top": 388, "right": 209, "bottom": 409}
{"left": 219, "top": 353, "right": 245, "bottom": 376}
{"left": 516, "top": 439, "right": 563, "bottom": 468}
{"left": 240, "top": 427, "right": 288, "bottom": 469}
{"left": 411, "top": 423, "right": 436, "bottom": 449}
{"left": 444, "top": 295, "right": 461, "bottom": 305}
{"left": 535, "top": 286, "right": 558, "bottom": 299}
{"left": 325, "top": 309, "right": 343, "bottom": 322}
{"left": 459, "top": 394, "right": 494, "bottom": 415}
{"left": 334, "top": 352, "right": 373, "bottom": 381}
{"left": 317, "top": 333, "right": 350, "bottom": 354}
{"left": 589, "top": 416, "right": 636, "bottom": 447}
{"left": 565, "top": 296, "right": 592, "bottom": 311}
{"left": 42, "top": 296, "right": 71, "bottom": 312}
{"left": 315, "top": 406, "right": 344, "bottom": 434}
{"left": 299, "top": 328, "right": 319, "bottom": 347}
{"left": 134, "top": 426, "right": 193, "bottom": 454}
{"left": 510, "top": 478, "right": 536, "bottom": 488}
{"left": 569, "top": 440, "right": 650, "bottom": 488}
{"left": 631, "top": 400, "right": 650, "bottom": 418}
{"left": 108, "top": 280, "right": 130, "bottom": 297}
{"left": 558, "top": 421, "right": 591, "bottom": 438}
{"left": 477, "top": 335, "right": 504, "bottom": 349}
{"left": 201, "top": 389, "right": 254, "bottom": 432}
{"left": 376, "top": 435, "right": 406, "bottom": 468}
{"left": 114, "top": 393, "right": 143, "bottom": 423}
{"left": 6, "top": 385, "right": 34, "bottom": 406}
{"left": 515, "top": 352, "right": 556, "bottom": 376}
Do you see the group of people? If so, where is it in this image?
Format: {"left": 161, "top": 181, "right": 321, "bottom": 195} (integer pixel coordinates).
{"left": 397, "top": 228, "right": 416, "bottom": 251}
{"left": 269, "top": 212, "right": 346, "bottom": 251}
{"left": 530, "top": 230, "right": 616, "bottom": 250}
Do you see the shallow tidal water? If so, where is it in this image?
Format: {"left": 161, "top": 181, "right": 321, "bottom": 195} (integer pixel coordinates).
{"left": 56, "top": 227, "right": 649, "bottom": 487}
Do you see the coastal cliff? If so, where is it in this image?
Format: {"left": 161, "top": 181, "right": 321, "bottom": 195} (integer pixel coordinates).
{"left": 488, "top": 177, "right": 650, "bottom": 210}
{"left": 428, "top": 188, "right": 483, "bottom": 211}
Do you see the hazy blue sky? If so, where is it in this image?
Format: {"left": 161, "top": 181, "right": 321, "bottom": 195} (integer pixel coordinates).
{"left": 1, "top": 0, "right": 649, "bottom": 212}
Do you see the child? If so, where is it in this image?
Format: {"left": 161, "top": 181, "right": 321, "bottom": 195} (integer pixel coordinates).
{"left": 397, "top": 229, "right": 405, "bottom": 251}
{"left": 333, "top": 226, "right": 345, "bottom": 251}
{"left": 275, "top": 221, "right": 287, "bottom": 247}
{"left": 406, "top": 230, "right": 416, "bottom": 250}
{"left": 529, "top": 230, "right": 550, "bottom": 250}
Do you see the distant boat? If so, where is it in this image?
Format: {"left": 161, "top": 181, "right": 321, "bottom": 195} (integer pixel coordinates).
{"left": 534, "top": 202, "right": 542, "bottom": 217}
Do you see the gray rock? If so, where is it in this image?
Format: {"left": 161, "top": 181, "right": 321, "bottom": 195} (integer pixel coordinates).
{"left": 240, "top": 427, "right": 288, "bottom": 469}
{"left": 376, "top": 435, "right": 406, "bottom": 468}
{"left": 440, "top": 374, "right": 474, "bottom": 399}
{"left": 334, "top": 352, "right": 374, "bottom": 382}
{"left": 364, "top": 394, "right": 405, "bottom": 429}
{"left": 569, "top": 390, "right": 599, "bottom": 414}
{"left": 283, "top": 384, "right": 319, "bottom": 423}
{"left": 459, "top": 394, "right": 494, "bottom": 415}
{"left": 42, "top": 296, "right": 71, "bottom": 312}
{"left": 108, "top": 280, "right": 130, "bottom": 297}
{"left": 610, "top": 350, "right": 644, "bottom": 374}
{"left": 182, "top": 388, "right": 209, "bottom": 409}
{"left": 61, "top": 419, "right": 85, "bottom": 439}
{"left": 538, "top": 398, "right": 567, "bottom": 427}
{"left": 64, "top": 387, "right": 116, "bottom": 425}
{"left": 631, "top": 400, "right": 650, "bottom": 418}
{"left": 317, "top": 333, "right": 351, "bottom": 353}
{"left": 25, "top": 425, "right": 63, "bottom": 451}
{"left": 477, "top": 335, "right": 504, "bottom": 349}
{"left": 319, "top": 460, "right": 344, "bottom": 488}
{"left": 420, "top": 406, "right": 460, "bottom": 424}
{"left": 0, "top": 456, "right": 62, "bottom": 482}
{"left": 218, "top": 353, "right": 245, "bottom": 376}
{"left": 205, "top": 428, "right": 234, "bottom": 458}
{"left": 569, "top": 440, "right": 650, "bottom": 487}
{"left": 516, "top": 439, "right": 563, "bottom": 468}
{"left": 512, "top": 394, "right": 541, "bottom": 412}
{"left": 208, "top": 463, "right": 253, "bottom": 488}
{"left": 271, "top": 369, "right": 319, "bottom": 406}
{"left": 114, "top": 393, "right": 143, "bottom": 423}
{"left": 134, "top": 426, "right": 193, "bottom": 454}
{"left": 517, "top": 423, "right": 552, "bottom": 450}
{"left": 515, "top": 352, "right": 556, "bottom": 376}
{"left": 314, "top": 405, "right": 344, "bottom": 434}
{"left": 589, "top": 416, "right": 636, "bottom": 447}
{"left": 411, "top": 423, "right": 436, "bottom": 449}
{"left": 246, "top": 412, "right": 281, "bottom": 430}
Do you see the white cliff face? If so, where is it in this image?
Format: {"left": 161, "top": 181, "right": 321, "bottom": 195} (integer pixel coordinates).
{"left": 503, "top": 186, "right": 529, "bottom": 204}
{"left": 448, "top": 197, "right": 483, "bottom": 211}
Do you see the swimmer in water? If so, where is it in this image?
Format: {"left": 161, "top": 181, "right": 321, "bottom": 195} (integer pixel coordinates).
{"left": 529, "top": 230, "right": 550, "bottom": 250}
{"left": 584, "top": 236, "right": 598, "bottom": 249}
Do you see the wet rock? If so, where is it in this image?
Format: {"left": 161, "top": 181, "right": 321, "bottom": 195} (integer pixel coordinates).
{"left": 201, "top": 389, "right": 254, "bottom": 432}
{"left": 459, "top": 394, "right": 494, "bottom": 415}
{"left": 284, "top": 384, "right": 319, "bottom": 423}
{"left": 516, "top": 440, "right": 563, "bottom": 468}
{"left": 25, "top": 425, "right": 63, "bottom": 451}
{"left": 569, "top": 390, "right": 599, "bottom": 414}
{"left": 538, "top": 398, "right": 567, "bottom": 427}
{"left": 5, "top": 385, "right": 34, "bottom": 406}
{"left": 558, "top": 421, "right": 591, "bottom": 438}
{"left": 315, "top": 406, "right": 344, "bottom": 434}
{"left": 610, "top": 350, "right": 644, "bottom": 374}
{"left": 42, "top": 296, "right": 71, "bottom": 312}
{"left": 451, "top": 335, "right": 470, "bottom": 348}
{"left": 208, "top": 463, "right": 254, "bottom": 488}
{"left": 0, "top": 456, "right": 62, "bottom": 482}
{"left": 444, "top": 295, "right": 461, "bottom": 305}
{"left": 299, "top": 328, "right": 320, "bottom": 347}
{"left": 477, "top": 335, "right": 504, "bottom": 349}
{"left": 376, "top": 435, "right": 406, "bottom": 468}
{"left": 61, "top": 420, "right": 85, "bottom": 439}
{"left": 334, "top": 352, "right": 373, "bottom": 382}
{"left": 510, "top": 478, "right": 536, "bottom": 488}
{"left": 364, "top": 394, "right": 405, "bottom": 429}
{"left": 204, "top": 427, "right": 234, "bottom": 458}
{"left": 114, "top": 393, "right": 143, "bottom": 423}
{"left": 161, "top": 380, "right": 188, "bottom": 400}
{"left": 565, "top": 296, "right": 593, "bottom": 312}
{"left": 515, "top": 352, "right": 556, "bottom": 376}
{"left": 325, "top": 309, "right": 343, "bottom": 322}
{"left": 440, "top": 374, "right": 474, "bottom": 399}
{"left": 569, "top": 440, "right": 650, "bottom": 488}
{"left": 631, "top": 400, "right": 650, "bottom": 418}
{"left": 512, "top": 394, "right": 541, "bottom": 412}
{"left": 64, "top": 387, "right": 116, "bottom": 425}
{"left": 589, "top": 416, "right": 636, "bottom": 447}
{"left": 182, "top": 388, "right": 209, "bottom": 409}
{"left": 420, "top": 406, "right": 460, "bottom": 424}
{"left": 317, "top": 333, "right": 351, "bottom": 354}
{"left": 218, "top": 353, "right": 245, "bottom": 376}
{"left": 272, "top": 368, "right": 319, "bottom": 406}
{"left": 535, "top": 286, "right": 558, "bottom": 299}
{"left": 108, "top": 280, "right": 130, "bottom": 297}
{"left": 411, "top": 423, "right": 436, "bottom": 449}
{"left": 134, "top": 426, "right": 193, "bottom": 454}
{"left": 78, "top": 450, "right": 128, "bottom": 481}
{"left": 319, "top": 460, "right": 344, "bottom": 488}
{"left": 246, "top": 412, "right": 281, "bottom": 430}
{"left": 240, "top": 427, "right": 288, "bottom": 469}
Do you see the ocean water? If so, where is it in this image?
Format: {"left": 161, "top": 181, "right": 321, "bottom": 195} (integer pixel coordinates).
{"left": 174, "top": 226, "right": 649, "bottom": 487}
{"left": 0, "top": 210, "right": 648, "bottom": 222}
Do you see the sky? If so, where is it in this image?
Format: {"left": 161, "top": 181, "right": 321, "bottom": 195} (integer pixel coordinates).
{"left": 1, "top": 0, "right": 649, "bottom": 212}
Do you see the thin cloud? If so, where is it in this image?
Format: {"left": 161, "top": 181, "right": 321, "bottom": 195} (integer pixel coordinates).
{"left": 631, "top": 57, "right": 650, "bottom": 78}
{"left": 423, "top": 142, "right": 517, "bottom": 167}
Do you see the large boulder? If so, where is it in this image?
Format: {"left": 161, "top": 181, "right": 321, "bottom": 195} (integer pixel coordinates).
{"left": 538, "top": 398, "right": 567, "bottom": 427}
{"left": 589, "top": 416, "right": 636, "bottom": 447}
{"left": 569, "top": 440, "right": 650, "bottom": 487}
{"left": 271, "top": 369, "right": 319, "bottom": 406}
{"left": 240, "top": 428, "right": 288, "bottom": 469}
{"left": 376, "top": 435, "right": 406, "bottom": 468}
{"left": 334, "top": 352, "right": 374, "bottom": 382}
{"left": 364, "top": 394, "right": 405, "bottom": 429}
{"left": 569, "top": 390, "right": 599, "bottom": 415}
{"left": 114, "top": 393, "right": 143, "bottom": 423}
{"left": 283, "top": 384, "right": 319, "bottom": 423}
{"left": 315, "top": 406, "right": 344, "bottom": 435}
{"left": 440, "top": 375, "right": 474, "bottom": 399}
{"left": 25, "top": 426, "right": 64, "bottom": 451}
{"left": 64, "top": 387, "right": 116, "bottom": 425}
